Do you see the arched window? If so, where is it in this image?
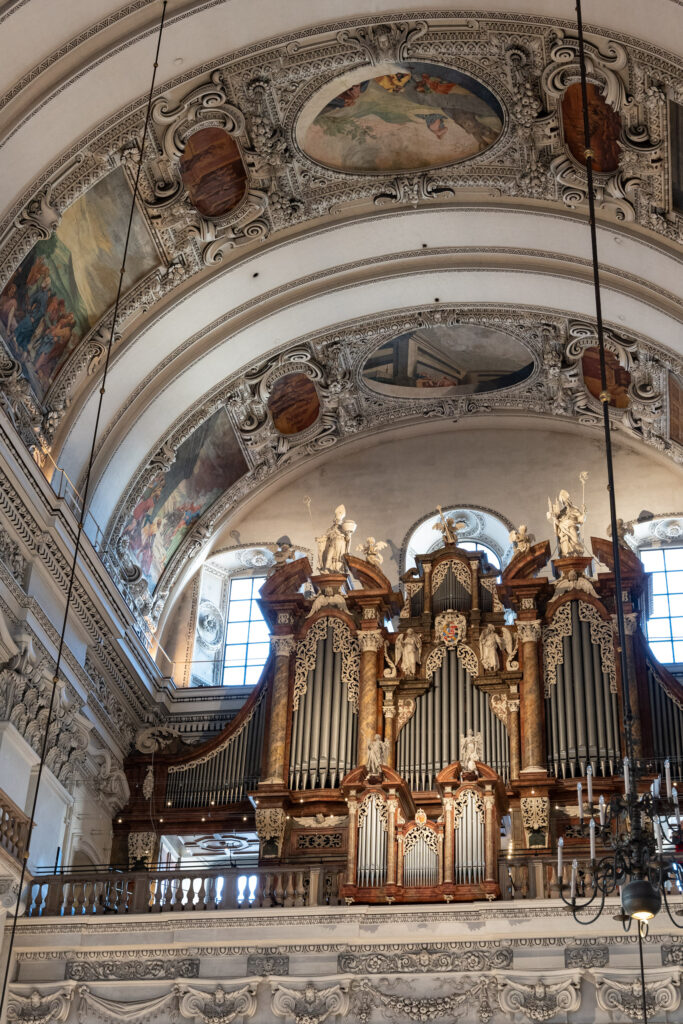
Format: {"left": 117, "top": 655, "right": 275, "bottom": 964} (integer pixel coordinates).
{"left": 630, "top": 517, "right": 683, "bottom": 666}
{"left": 400, "top": 505, "right": 514, "bottom": 576}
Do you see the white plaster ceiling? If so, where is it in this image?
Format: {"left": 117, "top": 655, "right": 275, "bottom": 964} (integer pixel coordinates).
{"left": 1, "top": 0, "right": 682, "bottom": 618}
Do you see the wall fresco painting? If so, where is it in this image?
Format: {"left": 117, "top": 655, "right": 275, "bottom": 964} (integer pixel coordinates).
{"left": 561, "top": 83, "right": 621, "bottom": 174}
{"left": 300, "top": 62, "right": 503, "bottom": 173}
{"left": 179, "top": 127, "right": 247, "bottom": 218}
{"left": 121, "top": 408, "right": 248, "bottom": 591}
{"left": 362, "top": 325, "right": 533, "bottom": 395}
{"left": 581, "top": 347, "right": 631, "bottom": 409}
{"left": 0, "top": 167, "right": 157, "bottom": 399}
{"left": 268, "top": 373, "right": 320, "bottom": 435}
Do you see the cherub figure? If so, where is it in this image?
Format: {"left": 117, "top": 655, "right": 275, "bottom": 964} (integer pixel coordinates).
{"left": 356, "top": 536, "right": 388, "bottom": 567}
{"left": 433, "top": 505, "right": 466, "bottom": 546}
{"left": 509, "top": 524, "right": 531, "bottom": 556}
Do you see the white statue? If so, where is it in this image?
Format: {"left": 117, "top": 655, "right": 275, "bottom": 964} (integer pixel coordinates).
{"left": 547, "top": 488, "right": 586, "bottom": 557}
{"left": 509, "top": 524, "right": 531, "bottom": 556}
{"left": 395, "top": 628, "right": 422, "bottom": 677}
{"left": 433, "top": 506, "right": 466, "bottom": 546}
{"left": 272, "top": 540, "right": 296, "bottom": 567}
{"left": 479, "top": 623, "right": 503, "bottom": 673}
{"left": 608, "top": 518, "right": 634, "bottom": 549}
{"left": 316, "top": 505, "right": 356, "bottom": 573}
{"left": 307, "top": 586, "right": 347, "bottom": 618}
{"left": 356, "top": 537, "right": 388, "bottom": 567}
{"left": 366, "top": 733, "right": 389, "bottom": 776}
{"left": 460, "top": 729, "right": 483, "bottom": 776}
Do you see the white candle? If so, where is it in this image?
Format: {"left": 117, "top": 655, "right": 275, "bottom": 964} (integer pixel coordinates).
{"left": 624, "top": 758, "right": 630, "bottom": 795}
{"left": 599, "top": 794, "right": 606, "bottom": 826}
{"left": 577, "top": 782, "right": 583, "bottom": 823}
{"left": 673, "top": 787, "right": 680, "bottom": 828}
{"left": 655, "top": 819, "right": 663, "bottom": 856}
{"left": 654, "top": 775, "right": 661, "bottom": 798}
{"left": 587, "top": 765, "right": 593, "bottom": 805}
{"left": 666, "top": 760, "right": 672, "bottom": 798}
{"left": 589, "top": 818, "right": 596, "bottom": 861}
{"left": 557, "top": 837, "right": 564, "bottom": 879}
{"left": 570, "top": 859, "right": 578, "bottom": 899}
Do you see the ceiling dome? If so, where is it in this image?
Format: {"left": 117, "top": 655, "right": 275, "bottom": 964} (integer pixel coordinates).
{"left": 297, "top": 61, "right": 503, "bottom": 174}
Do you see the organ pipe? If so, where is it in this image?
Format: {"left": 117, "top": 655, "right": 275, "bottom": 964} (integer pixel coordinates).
{"left": 397, "top": 651, "right": 510, "bottom": 789}
{"left": 453, "top": 790, "right": 485, "bottom": 885}
{"left": 289, "top": 636, "right": 357, "bottom": 790}
{"left": 357, "top": 794, "right": 388, "bottom": 887}
{"left": 165, "top": 687, "right": 266, "bottom": 809}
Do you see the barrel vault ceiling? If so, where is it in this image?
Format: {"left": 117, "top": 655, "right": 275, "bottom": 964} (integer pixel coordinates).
{"left": 0, "top": 0, "right": 682, "bottom": 630}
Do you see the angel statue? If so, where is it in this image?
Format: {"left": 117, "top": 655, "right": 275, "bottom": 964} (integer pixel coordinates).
{"left": 479, "top": 622, "right": 502, "bottom": 673}
{"left": 316, "top": 504, "right": 356, "bottom": 573}
{"left": 366, "top": 733, "right": 389, "bottom": 777}
{"left": 547, "top": 485, "right": 586, "bottom": 557}
{"left": 395, "top": 628, "right": 422, "bottom": 677}
{"left": 460, "top": 729, "right": 483, "bottom": 777}
{"left": 433, "top": 505, "right": 466, "bottom": 546}
{"left": 357, "top": 536, "right": 388, "bottom": 568}
{"left": 509, "top": 523, "right": 531, "bottom": 557}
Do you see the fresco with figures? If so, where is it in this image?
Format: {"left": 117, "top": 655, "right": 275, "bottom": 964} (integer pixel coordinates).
{"left": 0, "top": 167, "right": 157, "bottom": 399}
{"left": 362, "top": 324, "right": 534, "bottom": 395}
{"left": 121, "top": 408, "right": 248, "bottom": 591}
{"left": 300, "top": 62, "right": 503, "bottom": 173}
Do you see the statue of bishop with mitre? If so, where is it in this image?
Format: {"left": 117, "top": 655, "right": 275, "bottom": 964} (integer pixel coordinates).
{"left": 316, "top": 505, "right": 356, "bottom": 573}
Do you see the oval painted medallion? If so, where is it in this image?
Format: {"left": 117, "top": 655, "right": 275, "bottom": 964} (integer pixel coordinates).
{"left": 268, "top": 373, "right": 321, "bottom": 435}
{"left": 179, "top": 127, "right": 247, "bottom": 218}
{"left": 298, "top": 61, "right": 503, "bottom": 174}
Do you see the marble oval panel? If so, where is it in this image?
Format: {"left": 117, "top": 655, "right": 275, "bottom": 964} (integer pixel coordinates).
{"left": 362, "top": 325, "right": 534, "bottom": 397}
{"left": 268, "top": 373, "right": 321, "bottom": 435}
{"left": 298, "top": 61, "right": 503, "bottom": 174}
{"left": 179, "top": 127, "right": 247, "bottom": 218}
{"left": 561, "top": 83, "right": 621, "bottom": 174}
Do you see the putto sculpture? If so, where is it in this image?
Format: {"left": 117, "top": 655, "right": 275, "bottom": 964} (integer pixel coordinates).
{"left": 547, "top": 476, "right": 588, "bottom": 557}
{"left": 509, "top": 523, "right": 531, "bottom": 556}
{"left": 357, "top": 536, "right": 388, "bottom": 567}
{"left": 433, "top": 505, "right": 466, "bottom": 546}
{"left": 316, "top": 505, "right": 356, "bottom": 573}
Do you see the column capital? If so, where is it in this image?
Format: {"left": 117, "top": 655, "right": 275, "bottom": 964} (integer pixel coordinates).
{"left": 270, "top": 635, "right": 296, "bottom": 656}
{"left": 517, "top": 620, "right": 542, "bottom": 643}
{"left": 358, "top": 629, "right": 384, "bottom": 652}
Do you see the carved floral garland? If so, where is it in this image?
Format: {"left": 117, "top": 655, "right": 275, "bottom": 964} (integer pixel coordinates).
{"left": 404, "top": 822, "right": 438, "bottom": 855}
{"left": 431, "top": 559, "right": 472, "bottom": 594}
{"left": 453, "top": 788, "right": 484, "bottom": 828}
{"left": 542, "top": 602, "right": 573, "bottom": 697}
{"left": 293, "top": 616, "right": 359, "bottom": 711}
{"left": 358, "top": 791, "right": 388, "bottom": 831}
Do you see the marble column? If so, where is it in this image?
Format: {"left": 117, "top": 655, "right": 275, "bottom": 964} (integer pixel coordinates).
{"left": 508, "top": 695, "right": 521, "bottom": 780}
{"left": 422, "top": 563, "right": 432, "bottom": 617}
{"left": 357, "top": 631, "right": 383, "bottom": 765}
{"left": 264, "top": 636, "right": 295, "bottom": 782}
{"left": 382, "top": 693, "right": 397, "bottom": 768}
{"left": 518, "top": 621, "right": 545, "bottom": 773}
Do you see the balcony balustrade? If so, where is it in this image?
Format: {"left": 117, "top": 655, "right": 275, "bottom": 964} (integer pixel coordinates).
{"left": 0, "top": 788, "right": 31, "bottom": 865}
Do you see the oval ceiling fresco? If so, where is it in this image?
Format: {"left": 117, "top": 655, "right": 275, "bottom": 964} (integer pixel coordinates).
{"left": 268, "top": 373, "right": 320, "bottom": 435}
{"left": 362, "top": 325, "right": 534, "bottom": 396}
{"left": 298, "top": 62, "right": 504, "bottom": 174}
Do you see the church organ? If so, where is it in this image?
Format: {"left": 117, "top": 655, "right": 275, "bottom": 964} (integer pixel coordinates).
{"left": 118, "top": 510, "right": 683, "bottom": 905}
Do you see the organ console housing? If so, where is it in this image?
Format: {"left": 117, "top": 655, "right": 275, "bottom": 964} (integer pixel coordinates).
{"left": 119, "top": 525, "right": 683, "bottom": 904}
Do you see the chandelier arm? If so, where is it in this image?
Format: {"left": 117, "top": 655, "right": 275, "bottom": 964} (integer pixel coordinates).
{"left": 661, "top": 883, "right": 683, "bottom": 929}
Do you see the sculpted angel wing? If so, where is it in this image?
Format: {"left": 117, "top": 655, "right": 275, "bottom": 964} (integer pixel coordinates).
{"left": 395, "top": 633, "right": 405, "bottom": 665}
{"left": 499, "top": 627, "right": 514, "bottom": 655}
{"left": 414, "top": 633, "right": 422, "bottom": 662}
{"left": 376, "top": 540, "right": 388, "bottom": 551}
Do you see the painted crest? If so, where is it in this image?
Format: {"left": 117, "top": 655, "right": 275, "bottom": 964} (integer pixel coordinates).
{"left": 434, "top": 610, "right": 467, "bottom": 648}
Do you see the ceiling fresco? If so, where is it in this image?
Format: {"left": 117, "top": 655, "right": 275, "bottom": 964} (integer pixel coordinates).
{"left": 361, "top": 325, "right": 534, "bottom": 396}
{"left": 179, "top": 127, "right": 247, "bottom": 218}
{"left": 0, "top": 167, "right": 157, "bottom": 399}
{"left": 298, "top": 62, "right": 503, "bottom": 173}
{"left": 561, "top": 83, "right": 621, "bottom": 174}
{"left": 120, "top": 407, "right": 247, "bottom": 592}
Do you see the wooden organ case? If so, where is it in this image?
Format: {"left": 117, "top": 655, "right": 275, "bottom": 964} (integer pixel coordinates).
{"left": 118, "top": 533, "right": 683, "bottom": 905}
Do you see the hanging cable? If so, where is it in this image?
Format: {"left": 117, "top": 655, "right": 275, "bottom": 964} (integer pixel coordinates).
{"left": 0, "top": 2, "right": 168, "bottom": 1015}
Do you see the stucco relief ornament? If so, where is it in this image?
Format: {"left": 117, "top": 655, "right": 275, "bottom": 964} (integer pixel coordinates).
{"left": 395, "top": 628, "right": 422, "bottom": 678}
{"left": 594, "top": 974, "right": 681, "bottom": 1021}
{"left": 498, "top": 977, "right": 581, "bottom": 1022}
{"left": 135, "top": 725, "right": 180, "bottom": 754}
{"left": 142, "top": 765, "right": 154, "bottom": 801}
{"left": 6, "top": 988, "right": 73, "bottom": 1024}
{"left": 177, "top": 983, "right": 258, "bottom": 1024}
{"left": 270, "top": 981, "right": 349, "bottom": 1024}
{"left": 316, "top": 505, "right": 356, "bottom": 573}
{"left": 356, "top": 537, "right": 387, "bottom": 567}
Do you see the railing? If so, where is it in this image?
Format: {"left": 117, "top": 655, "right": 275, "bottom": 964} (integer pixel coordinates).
{"left": 27, "top": 863, "right": 345, "bottom": 916}
{"left": 0, "top": 788, "right": 31, "bottom": 864}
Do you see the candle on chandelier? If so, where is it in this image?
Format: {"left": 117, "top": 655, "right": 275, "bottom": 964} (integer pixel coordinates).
{"left": 598, "top": 793, "right": 605, "bottom": 826}
{"left": 577, "top": 782, "right": 583, "bottom": 823}
{"left": 655, "top": 819, "right": 664, "bottom": 856}
{"left": 589, "top": 818, "right": 596, "bottom": 861}
{"left": 654, "top": 775, "right": 661, "bottom": 798}
{"left": 557, "top": 836, "right": 564, "bottom": 879}
{"left": 665, "top": 759, "right": 672, "bottom": 798}
{"left": 586, "top": 765, "right": 593, "bottom": 805}
{"left": 570, "top": 859, "right": 578, "bottom": 899}
{"left": 624, "top": 757, "right": 630, "bottom": 794}
{"left": 673, "top": 787, "right": 681, "bottom": 828}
